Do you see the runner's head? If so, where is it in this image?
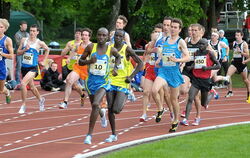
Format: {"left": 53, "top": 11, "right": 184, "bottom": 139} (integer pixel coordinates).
{"left": 116, "top": 15, "right": 128, "bottom": 29}
{"left": 170, "top": 18, "right": 183, "bottom": 36}
{"left": 163, "top": 16, "right": 172, "bottom": 34}
{"left": 0, "top": 18, "right": 9, "bottom": 34}
{"left": 97, "top": 27, "right": 109, "bottom": 44}
{"left": 198, "top": 38, "right": 208, "bottom": 51}
{"left": 81, "top": 28, "right": 92, "bottom": 42}
{"left": 74, "top": 28, "right": 82, "bottom": 41}
{"left": 235, "top": 30, "right": 244, "bottom": 41}
{"left": 29, "top": 24, "right": 40, "bottom": 38}
{"left": 114, "top": 29, "right": 125, "bottom": 45}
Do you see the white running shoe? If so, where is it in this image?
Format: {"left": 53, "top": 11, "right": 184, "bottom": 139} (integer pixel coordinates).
{"left": 105, "top": 135, "right": 117, "bottom": 143}
{"left": 39, "top": 97, "right": 45, "bottom": 112}
{"left": 100, "top": 108, "right": 107, "bottom": 128}
{"left": 59, "top": 102, "right": 68, "bottom": 109}
{"left": 139, "top": 114, "right": 148, "bottom": 122}
{"left": 84, "top": 135, "right": 92, "bottom": 144}
{"left": 18, "top": 105, "right": 26, "bottom": 114}
{"left": 192, "top": 117, "right": 201, "bottom": 126}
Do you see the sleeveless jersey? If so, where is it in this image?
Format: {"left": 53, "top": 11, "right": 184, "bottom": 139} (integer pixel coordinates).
{"left": 232, "top": 41, "right": 246, "bottom": 63}
{"left": 67, "top": 40, "right": 83, "bottom": 70}
{"left": 185, "top": 40, "right": 199, "bottom": 67}
{"left": 110, "top": 44, "right": 131, "bottom": 89}
{"left": 192, "top": 52, "right": 214, "bottom": 79}
{"left": 0, "top": 36, "right": 9, "bottom": 73}
{"left": 22, "top": 38, "right": 40, "bottom": 68}
{"left": 209, "top": 40, "right": 222, "bottom": 60}
{"left": 160, "top": 37, "right": 182, "bottom": 71}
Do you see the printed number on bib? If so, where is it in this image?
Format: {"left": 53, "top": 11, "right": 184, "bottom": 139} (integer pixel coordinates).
{"left": 233, "top": 51, "right": 241, "bottom": 58}
{"left": 162, "top": 53, "right": 176, "bottom": 66}
{"left": 188, "top": 48, "right": 198, "bottom": 61}
{"left": 110, "top": 56, "right": 124, "bottom": 69}
{"left": 194, "top": 56, "right": 206, "bottom": 69}
{"left": 90, "top": 59, "right": 107, "bottom": 76}
{"left": 149, "top": 53, "right": 156, "bottom": 65}
{"left": 22, "top": 53, "right": 34, "bottom": 65}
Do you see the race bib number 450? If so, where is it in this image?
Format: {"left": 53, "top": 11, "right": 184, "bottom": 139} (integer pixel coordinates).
{"left": 22, "top": 53, "right": 34, "bottom": 65}
{"left": 90, "top": 59, "right": 107, "bottom": 76}
{"left": 194, "top": 56, "right": 206, "bottom": 69}
{"left": 162, "top": 53, "right": 176, "bottom": 66}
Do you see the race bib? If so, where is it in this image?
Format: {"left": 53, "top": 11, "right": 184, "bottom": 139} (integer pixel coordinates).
{"left": 22, "top": 53, "right": 34, "bottom": 65}
{"left": 233, "top": 51, "right": 241, "bottom": 58}
{"left": 149, "top": 53, "right": 156, "bottom": 65}
{"left": 188, "top": 48, "right": 199, "bottom": 61}
{"left": 162, "top": 53, "right": 176, "bottom": 66}
{"left": 110, "top": 56, "right": 124, "bottom": 70}
{"left": 194, "top": 56, "right": 206, "bottom": 69}
{"left": 89, "top": 59, "right": 107, "bottom": 76}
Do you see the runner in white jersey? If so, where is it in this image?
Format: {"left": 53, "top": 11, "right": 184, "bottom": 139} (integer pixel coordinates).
{"left": 17, "top": 24, "right": 50, "bottom": 114}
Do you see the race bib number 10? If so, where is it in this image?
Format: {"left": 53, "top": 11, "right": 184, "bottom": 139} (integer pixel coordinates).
{"left": 162, "top": 53, "right": 176, "bottom": 66}
{"left": 194, "top": 56, "right": 206, "bottom": 69}
{"left": 90, "top": 59, "right": 107, "bottom": 76}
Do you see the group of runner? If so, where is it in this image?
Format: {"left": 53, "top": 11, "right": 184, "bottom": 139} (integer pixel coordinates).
{"left": 0, "top": 15, "right": 249, "bottom": 144}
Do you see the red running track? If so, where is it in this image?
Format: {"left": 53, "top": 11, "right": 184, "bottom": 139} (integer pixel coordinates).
{"left": 0, "top": 87, "right": 249, "bottom": 158}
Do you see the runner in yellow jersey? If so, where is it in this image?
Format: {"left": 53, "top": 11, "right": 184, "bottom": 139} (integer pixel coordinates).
{"left": 105, "top": 29, "right": 143, "bottom": 143}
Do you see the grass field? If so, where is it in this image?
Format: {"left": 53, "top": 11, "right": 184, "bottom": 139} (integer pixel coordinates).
{"left": 101, "top": 124, "right": 250, "bottom": 158}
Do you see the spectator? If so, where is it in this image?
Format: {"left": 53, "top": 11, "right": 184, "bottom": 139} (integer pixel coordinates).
{"left": 40, "top": 62, "right": 65, "bottom": 91}
{"left": 14, "top": 21, "right": 29, "bottom": 85}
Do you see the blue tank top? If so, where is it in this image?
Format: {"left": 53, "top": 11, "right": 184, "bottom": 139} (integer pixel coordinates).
{"left": 160, "top": 37, "right": 182, "bottom": 71}
{"left": 22, "top": 38, "right": 40, "bottom": 68}
{"left": 88, "top": 43, "right": 111, "bottom": 82}
{"left": 0, "top": 36, "right": 9, "bottom": 69}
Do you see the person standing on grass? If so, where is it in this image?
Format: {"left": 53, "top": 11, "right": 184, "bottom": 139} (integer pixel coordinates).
{"left": 78, "top": 27, "right": 120, "bottom": 145}
{"left": 105, "top": 29, "right": 143, "bottom": 143}
{"left": 59, "top": 28, "right": 92, "bottom": 109}
{"left": 152, "top": 18, "right": 190, "bottom": 133}
{"left": 17, "top": 24, "right": 50, "bottom": 114}
{"left": 0, "top": 18, "right": 14, "bottom": 104}
{"left": 14, "top": 21, "right": 29, "bottom": 86}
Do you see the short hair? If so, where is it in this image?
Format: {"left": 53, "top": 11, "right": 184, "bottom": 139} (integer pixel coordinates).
{"left": 75, "top": 28, "right": 82, "bottom": 33}
{"left": 20, "top": 20, "right": 27, "bottom": 25}
{"left": 171, "top": 18, "right": 183, "bottom": 29}
{"left": 154, "top": 23, "right": 163, "bottom": 30}
{"left": 117, "top": 15, "right": 128, "bottom": 25}
{"left": 0, "top": 18, "right": 10, "bottom": 30}
{"left": 51, "top": 62, "right": 57, "bottom": 66}
{"left": 30, "top": 24, "right": 40, "bottom": 31}
{"left": 190, "top": 23, "right": 203, "bottom": 31}
{"left": 115, "top": 29, "right": 125, "bottom": 36}
{"left": 163, "top": 16, "right": 173, "bottom": 21}
{"left": 235, "top": 30, "right": 244, "bottom": 36}
{"left": 81, "top": 27, "right": 92, "bottom": 37}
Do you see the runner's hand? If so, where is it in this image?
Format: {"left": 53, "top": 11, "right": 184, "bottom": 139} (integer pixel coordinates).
{"left": 125, "top": 76, "right": 132, "bottom": 83}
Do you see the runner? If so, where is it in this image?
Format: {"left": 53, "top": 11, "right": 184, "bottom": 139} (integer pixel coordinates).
{"left": 152, "top": 18, "right": 190, "bottom": 132}
{"left": 180, "top": 38, "right": 221, "bottom": 126}
{"left": 105, "top": 29, "right": 143, "bottom": 142}
{"left": 17, "top": 24, "right": 50, "bottom": 114}
{"left": 224, "top": 30, "right": 250, "bottom": 101}
{"left": 78, "top": 27, "right": 120, "bottom": 144}
{"left": 59, "top": 28, "right": 92, "bottom": 108}
{"left": 0, "top": 18, "right": 13, "bottom": 104}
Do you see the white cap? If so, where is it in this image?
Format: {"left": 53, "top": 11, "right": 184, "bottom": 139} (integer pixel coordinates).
{"left": 218, "top": 30, "right": 224, "bottom": 34}
{"left": 211, "top": 32, "right": 219, "bottom": 37}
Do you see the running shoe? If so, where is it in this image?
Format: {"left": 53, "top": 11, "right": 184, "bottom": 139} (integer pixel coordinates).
{"left": 155, "top": 108, "right": 165, "bottom": 123}
{"left": 100, "top": 108, "right": 107, "bottom": 128}
{"left": 139, "top": 114, "right": 148, "bottom": 122}
{"left": 180, "top": 118, "right": 189, "bottom": 126}
{"left": 39, "top": 97, "right": 45, "bottom": 112}
{"left": 128, "top": 91, "right": 136, "bottom": 102}
{"left": 246, "top": 96, "right": 250, "bottom": 104}
{"left": 225, "top": 91, "right": 233, "bottom": 98}
{"left": 192, "top": 117, "right": 201, "bottom": 126}
{"left": 84, "top": 135, "right": 92, "bottom": 144}
{"left": 18, "top": 105, "right": 26, "bottom": 114}
{"left": 169, "top": 122, "right": 179, "bottom": 133}
{"left": 6, "top": 90, "right": 11, "bottom": 104}
{"left": 59, "top": 102, "right": 68, "bottom": 109}
{"left": 105, "top": 135, "right": 117, "bottom": 143}
{"left": 180, "top": 110, "right": 186, "bottom": 118}
{"left": 51, "top": 87, "right": 60, "bottom": 92}
{"left": 80, "top": 94, "right": 85, "bottom": 107}
{"left": 210, "top": 89, "right": 219, "bottom": 99}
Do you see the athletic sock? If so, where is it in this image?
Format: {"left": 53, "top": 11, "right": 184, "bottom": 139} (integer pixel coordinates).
{"left": 64, "top": 101, "right": 68, "bottom": 104}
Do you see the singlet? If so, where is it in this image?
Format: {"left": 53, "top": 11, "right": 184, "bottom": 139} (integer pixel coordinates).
{"left": 232, "top": 41, "right": 246, "bottom": 63}
{"left": 88, "top": 43, "right": 111, "bottom": 80}
{"left": 67, "top": 40, "right": 83, "bottom": 70}
{"left": 192, "top": 52, "right": 214, "bottom": 79}
{"left": 160, "top": 36, "right": 182, "bottom": 71}
{"left": 209, "top": 40, "right": 222, "bottom": 60}
{"left": 110, "top": 44, "right": 131, "bottom": 89}
{"left": 0, "top": 36, "right": 9, "bottom": 69}
{"left": 22, "top": 38, "right": 40, "bottom": 68}
{"left": 185, "top": 40, "right": 199, "bottom": 68}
